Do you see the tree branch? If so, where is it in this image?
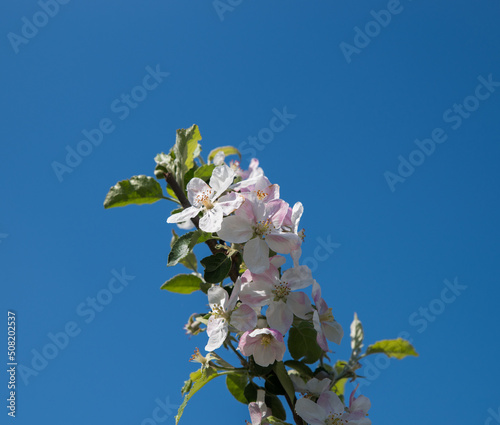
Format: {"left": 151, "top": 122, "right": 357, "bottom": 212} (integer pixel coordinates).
{"left": 284, "top": 391, "right": 303, "bottom": 425}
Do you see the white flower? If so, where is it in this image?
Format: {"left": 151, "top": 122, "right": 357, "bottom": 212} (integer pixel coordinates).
{"left": 312, "top": 281, "right": 343, "bottom": 351}
{"left": 205, "top": 278, "right": 257, "bottom": 352}
{"left": 218, "top": 196, "right": 301, "bottom": 273}
{"left": 238, "top": 328, "right": 286, "bottom": 367}
{"left": 295, "top": 390, "right": 371, "bottom": 425}
{"left": 167, "top": 164, "right": 243, "bottom": 232}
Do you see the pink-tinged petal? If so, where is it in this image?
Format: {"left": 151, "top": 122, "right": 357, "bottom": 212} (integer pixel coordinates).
{"left": 231, "top": 304, "right": 257, "bottom": 332}
{"left": 270, "top": 255, "right": 286, "bottom": 268}
{"left": 217, "top": 192, "right": 244, "bottom": 215}
{"left": 312, "top": 281, "right": 329, "bottom": 314}
{"left": 248, "top": 402, "right": 263, "bottom": 425}
{"left": 209, "top": 164, "right": 235, "bottom": 198}
{"left": 187, "top": 178, "right": 213, "bottom": 206}
{"left": 290, "top": 247, "right": 302, "bottom": 267}
{"left": 199, "top": 204, "right": 224, "bottom": 232}
{"left": 266, "top": 184, "right": 280, "bottom": 201}
{"left": 323, "top": 320, "right": 343, "bottom": 345}
{"left": 237, "top": 330, "right": 252, "bottom": 355}
{"left": 234, "top": 197, "right": 256, "bottom": 221}
{"left": 266, "top": 232, "right": 301, "bottom": 254}
{"left": 282, "top": 265, "right": 314, "bottom": 290}
{"left": 311, "top": 280, "right": 322, "bottom": 305}
{"left": 265, "top": 199, "right": 289, "bottom": 228}
{"left": 317, "top": 391, "right": 345, "bottom": 415}
{"left": 287, "top": 291, "right": 313, "bottom": 320}
{"left": 207, "top": 286, "right": 229, "bottom": 311}
{"left": 244, "top": 238, "right": 271, "bottom": 274}
{"left": 166, "top": 206, "right": 200, "bottom": 224}
{"left": 217, "top": 215, "right": 253, "bottom": 243}
{"left": 267, "top": 301, "right": 293, "bottom": 335}
{"left": 350, "top": 394, "right": 371, "bottom": 415}
{"left": 253, "top": 344, "right": 278, "bottom": 367}
{"left": 313, "top": 311, "right": 330, "bottom": 352}
{"left": 295, "top": 397, "right": 327, "bottom": 425}
{"left": 240, "top": 279, "right": 273, "bottom": 309}
{"left": 307, "top": 378, "right": 332, "bottom": 395}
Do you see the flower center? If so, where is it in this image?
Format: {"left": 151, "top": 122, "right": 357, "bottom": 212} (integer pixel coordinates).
{"left": 256, "top": 189, "right": 267, "bottom": 201}
{"left": 190, "top": 348, "right": 207, "bottom": 365}
{"left": 255, "top": 219, "right": 272, "bottom": 236}
{"left": 260, "top": 334, "right": 273, "bottom": 346}
{"left": 195, "top": 190, "right": 214, "bottom": 209}
{"left": 212, "top": 304, "right": 228, "bottom": 319}
{"left": 325, "top": 413, "right": 347, "bottom": 425}
{"left": 320, "top": 307, "right": 335, "bottom": 323}
{"left": 272, "top": 281, "right": 291, "bottom": 301}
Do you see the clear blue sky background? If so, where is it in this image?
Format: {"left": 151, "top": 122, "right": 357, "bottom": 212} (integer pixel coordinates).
{"left": 2, "top": 1, "right": 500, "bottom": 424}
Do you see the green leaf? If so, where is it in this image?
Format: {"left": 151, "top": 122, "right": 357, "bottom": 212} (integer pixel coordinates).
{"left": 288, "top": 321, "right": 323, "bottom": 364}
{"left": 243, "top": 382, "right": 259, "bottom": 402}
{"left": 264, "top": 373, "right": 286, "bottom": 396}
{"left": 160, "top": 274, "right": 202, "bottom": 294}
{"left": 175, "top": 367, "right": 221, "bottom": 424}
{"left": 265, "top": 393, "right": 286, "bottom": 421}
{"left": 188, "top": 229, "right": 217, "bottom": 249}
{"left": 226, "top": 373, "right": 248, "bottom": 404}
{"left": 200, "top": 253, "right": 231, "bottom": 283}
{"left": 273, "top": 362, "right": 296, "bottom": 403}
{"left": 170, "top": 230, "right": 198, "bottom": 272}
{"left": 173, "top": 124, "right": 202, "bottom": 186}
{"left": 350, "top": 312, "right": 364, "bottom": 359}
{"left": 193, "top": 164, "right": 215, "bottom": 182}
{"left": 208, "top": 146, "right": 241, "bottom": 163}
{"left": 103, "top": 175, "right": 164, "bottom": 209}
{"left": 284, "top": 361, "right": 313, "bottom": 380}
{"left": 168, "top": 232, "right": 196, "bottom": 267}
{"left": 365, "top": 338, "right": 419, "bottom": 360}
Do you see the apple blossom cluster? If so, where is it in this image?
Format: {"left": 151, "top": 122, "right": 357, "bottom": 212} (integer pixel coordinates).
{"left": 104, "top": 125, "right": 418, "bottom": 425}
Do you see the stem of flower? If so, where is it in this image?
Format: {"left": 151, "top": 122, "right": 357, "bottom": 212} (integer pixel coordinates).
{"left": 226, "top": 338, "right": 247, "bottom": 367}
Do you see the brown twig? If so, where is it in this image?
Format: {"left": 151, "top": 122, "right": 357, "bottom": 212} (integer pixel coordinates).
{"left": 164, "top": 172, "right": 239, "bottom": 283}
{"left": 284, "top": 391, "right": 303, "bottom": 425}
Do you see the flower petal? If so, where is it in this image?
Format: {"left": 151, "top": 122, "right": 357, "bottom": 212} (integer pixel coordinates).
{"left": 187, "top": 178, "right": 212, "bottom": 206}
{"left": 231, "top": 304, "right": 257, "bottom": 332}
{"left": 287, "top": 291, "right": 313, "bottom": 320}
{"left": 210, "top": 164, "right": 235, "bottom": 199}
{"left": 217, "top": 192, "right": 244, "bottom": 215}
{"left": 323, "top": 320, "right": 343, "bottom": 345}
{"left": 207, "top": 286, "right": 229, "bottom": 311}
{"left": 243, "top": 238, "right": 270, "bottom": 274}
{"left": 266, "top": 232, "right": 301, "bottom": 254}
{"left": 218, "top": 215, "right": 253, "bottom": 243}
{"left": 267, "top": 300, "right": 293, "bottom": 335}
{"left": 317, "top": 391, "right": 344, "bottom": 415}
{"left": 282, "top": 265, "right": 314, "bottom": 290}
{"left": 166, "top": 206, "right": 200, "bottom": 224}
{"left": 199, "top": 204, "right": 224, "bottom": 232}
{"left": 295, "top": 397, "right": 327, "bottom": 425}
{"left": 205, "top": 318, "right": 228, "bottom": 352}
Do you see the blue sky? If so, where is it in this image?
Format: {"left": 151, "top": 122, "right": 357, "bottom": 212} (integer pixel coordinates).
{"left": 2, "top": 1, "right": 500, "bottom": 424}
